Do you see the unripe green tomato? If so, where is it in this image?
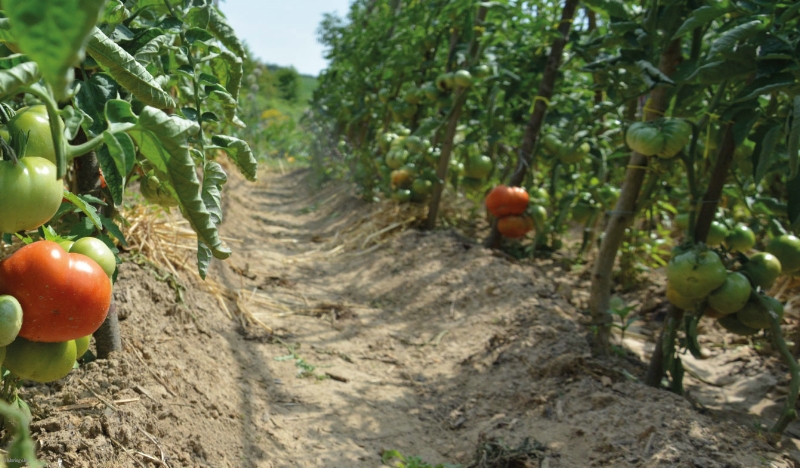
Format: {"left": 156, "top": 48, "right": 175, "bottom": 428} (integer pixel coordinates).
{"left": 725, "top": 224, "right": 756, "bottom": 253}
{"left": 706, "top": 221, "right": 728, "bottom": 247}
{"left": 69, "top": 237, "right": 117, "bottom": 278}
{"left": 7, "top": 105, "right": 60, "bottom": 164}
{"left": 0, "top": 295, "right": 23, "bottom": 347}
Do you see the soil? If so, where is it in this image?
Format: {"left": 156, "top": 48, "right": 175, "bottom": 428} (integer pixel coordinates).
{"left": 23, "top": 167, "right": 800, "bottom": 467}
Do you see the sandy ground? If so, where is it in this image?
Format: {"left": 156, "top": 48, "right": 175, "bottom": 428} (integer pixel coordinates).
{"left": 23, "top": 167, "right": 800, "bottom": 468}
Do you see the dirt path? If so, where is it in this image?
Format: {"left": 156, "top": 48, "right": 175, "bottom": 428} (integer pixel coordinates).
{"left": 28, "top": 169, "right": 800, "bottom": 467}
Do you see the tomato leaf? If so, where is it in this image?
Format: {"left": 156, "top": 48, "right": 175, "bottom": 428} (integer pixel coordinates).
{"left": 86, "top": 28, "right": 175, "bottom": 109}
{"left": 59, "top": 105, "right": 83, "bottom": 141}
{"left": 210, "top": 49, "right": 243, "bottom": 102}
{"left": 74, "top": 73, "right": 120, "bottom": 136}
{"left": 753, "top": 124, "right": 782, "bottom": 185}
{"left": 581, "top": 0, "right": 630, "bottom": 19}
{"left": 787, "top": 173, "right": 800, "bottom": 232}
{"left": 210, "top": 135, "right": 258, "bottom": 182}
{"left": 196, "top": 161, "right": 228, "bottom": 279}
{"left": 127, "top": 106, "right": 231, "bottom": 260}
{"left": 0, "top": 62, "right": 41, "bottom": 102}
{"left": 100, "top": 217, "right": 127, "bottom": 247}
{"left": 707, "top": 19, "right": 764, "bottom": 60}
{"left": 102, "top": 0, "right": 130, "bottom": 25}
{"left": 205, "top": 83, "right": 244, "bottom": 127}
{"left": 62, "top": 189, "right": 102, "bottom": 231}
{"left": 97, "top": 131, "right": 135, "bottom": 208}
{"left": 133, "top": 34, "right": 173, "bottom": 64}
{"left": 672, "top": 5, "right": 730, "bottom": 40}
{"left": 208, "top": 7, "right": 246, "bottom": 58}
{"left": 733, "top": 72, "right": 795, "bottom": 104}
{"left": 788, "top": 96, "right": 800, "bottom": 180}
{"left": 684, "top": 314, "right": 703, "bottom": 359}
{"left": 3, "top": 0, "right": 105, "bottom": 101}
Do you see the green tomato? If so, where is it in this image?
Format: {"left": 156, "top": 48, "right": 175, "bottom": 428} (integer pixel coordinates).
{"left": 0, "top": 156, "right": 63, "bottom": 233}
{"left": 717, "top": 314, "right": 759, "bottom": 336}
{"left": 766, "top": 235, "right": 800, "bottom": 275}
{"left": 411, "top": 178, "right": 433, "bottom": 201}
{"left": 666, "top": 287, "right": 701, "bottom": 311}
{"left": 742, "top": 252, "right": 782, "bottom": 290}
{"left": 529, "top": 204, "right": 547, "bottom": 229}
{"left": 392, "top": 189, "right": 412, "bottom": 203}
{"left": 724, "top": 224, "right": 756, "bottom": 253}
{"left": 75, "top": 335, "right": 91, "bottom": 358}
{"left": 385, "top": 148, "right": 409, "bottom": 170}
{"left": 706, "top": 221, "right": 728, "bottom": 247}
{"left": 666, "top": 248, "right": 727, "bottom": 298}
{"left": 707, "top": 272, "right": 751, "bottom": 316}
{"left": 559, "top": 142, "right": 590, "bottom": 164}
{"left": 69, "top": 237, "right": 117, "bottom": 278}
{"left": 463, "top": 155, "right": 493, "bottom": 179}
{"left": 6, "top": 105, "right": 60, "bottom": 163}
{"left": 540, "top": 134, "right": 563, "bottom": 157}
{"left": 4, "top": 337, "right": 77, "bottom": 383}
{"left": 625, "top": 118, "right": 691, "bottom": 159}
{"left": 0, "top": 295, "right": 22, "bottom": 347}
{"left": 453, "top": 70, "right": 473, "bottom": 88}
{"left": 404, "top": 136, "right": 425, "bottom": 153}
{"left": 736, "top": 295, "right": 783, "bottom": 330}
{"left": 140, "top": 174, "right": 178, "bottom": 208}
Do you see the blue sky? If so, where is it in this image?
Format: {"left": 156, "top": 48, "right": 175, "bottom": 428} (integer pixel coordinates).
{"left": 218, "top": 1, "right": 353, "bottom": 77}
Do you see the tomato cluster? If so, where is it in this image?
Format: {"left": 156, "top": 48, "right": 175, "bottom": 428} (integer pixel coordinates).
{"left": 485, "top": 185, "right": 548, "bottom": 239}
{"left": 0, "top": 240, "right": 115, "bottom": 382}
{"left": 665, "top": 236, "right": 797, "bottom": 335}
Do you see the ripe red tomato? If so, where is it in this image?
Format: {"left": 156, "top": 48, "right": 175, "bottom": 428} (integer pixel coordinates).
{"left": 0, "top": 241, "right": 112, "bottom": 342}
{"left": 486, "top": 185, "right": 529, "bottom": 218}
{"left": 497, "top": 215, "right": 534, "bottom": 239}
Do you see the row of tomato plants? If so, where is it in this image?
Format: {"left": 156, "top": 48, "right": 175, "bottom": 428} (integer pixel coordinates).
{"left": 0, "top": 0, "right": 256, "bottom": 460}
{"left": 308, "top": 0, "right": 800, "bottom": 433}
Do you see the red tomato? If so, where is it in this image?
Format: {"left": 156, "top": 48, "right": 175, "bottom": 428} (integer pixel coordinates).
{"left": 485, "top": 185, "right": 529, "bottom": 218}
{"left": 0, "top": 241, "right": 111, "bottom": 342}
{"left": 497, "top": 214, "right": 535, "bottom": 239}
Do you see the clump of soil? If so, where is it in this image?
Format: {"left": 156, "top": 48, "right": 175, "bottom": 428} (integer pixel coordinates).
{"left": 25, "top": 168, "right": 799, "bottom": 467}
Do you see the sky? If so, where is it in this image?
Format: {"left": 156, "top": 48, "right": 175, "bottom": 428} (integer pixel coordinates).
{"left": 218, "top": 1, "right": 354, "bottom": 77}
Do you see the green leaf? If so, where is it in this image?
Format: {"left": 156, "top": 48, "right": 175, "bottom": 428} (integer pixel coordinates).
{"left": 208, "top": 7, "right": 246, "bottom": 58}
{"left": 62, "top": 189, "right": 103, "bottom": 231}
{"left": 98, "top": 131, "right": 135, "bottom": 206}
{"left": 733, "top": 72, "right": 795, "bottom": 103}
{"left": 0, "top": 18, "right": 15, "bottom": 45}
{"left": 788, "top": 96, "right": 800, "bottom": 179}
{"left": 4, "top": 0, "right": 106, "bottom": 100}
{"left": 133, "top": 34, "right": 173, "bottom": 63}
{"left": 0, "top": 61, "right": 41, "bottom": 102}
{"left": 210, "top": 50, "right": 243, "bottom": 102}
{"left": 201, "top": 161, "right": 227, "bottom": 225}
{"left": 0, "top": 399, "right": 42, "bottom": 468}
{"left": 754, "top": 124, "right": 781, "bottom": 185}
{"left": 197, "top": 240, "right": 212, "bottom": 280}
{"left": 672, "top": 5, "right": 729, "bottom": 40}
{"left": 59, "top": 105, "right": 84, "bottom": 140}
{"left": 127, "top": 106, "right": 230, "bottom": 260}
{"left": 86, "top": 27, "right": 175, "bottom": 109}
{"left": 74, "top": 72, "right": 120, "bottom": 136}
{"left": 787, "top": 172, "right": 800, "bottom": 231}
{"left": 102, "top": 0, "right": 130, "bottom": 25}
{"left": 581, "top": 0, "right": 629, "bottom": 19}
{"left": 205, "top": 83, "right": 244, "bottom": 127}
{"left": 100, "top": 217, "right": 127, "bottom": 247}
{"left": 211, "top": 135, "right": 258, "bottom": 182}
{"left": 707, "top": 20, "right": 764, "bottom": 59}
{"left": 636, "top": 60, "right": 674, "bottom": 89}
